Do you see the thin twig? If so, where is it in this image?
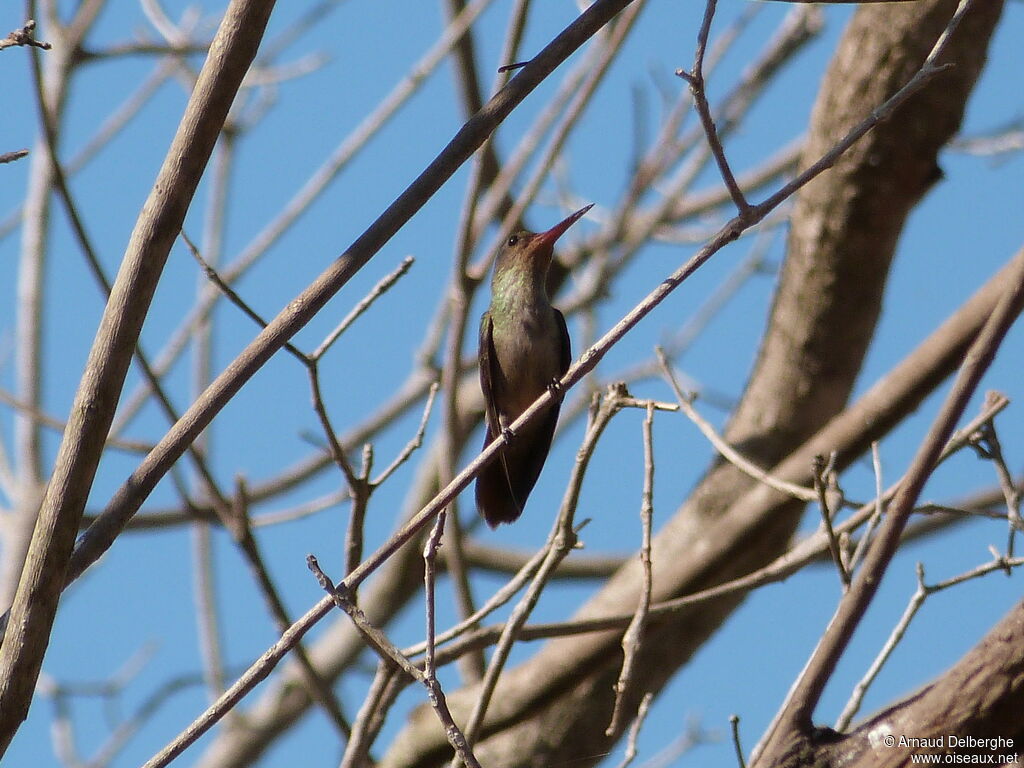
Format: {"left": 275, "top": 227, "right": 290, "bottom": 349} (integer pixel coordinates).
{"left": 372, "top": 381, "right": 440, "bottom": 486}
{"left": 606, "top": 403, "right": 655, "bottom": 736}
{"left": 676, "top": 0, "right": 749, "bottom": 212}
{"left": 307, "top": 363, "right": 361, "bottom": 489}
{"left": 0, "top": 19, "right": 51, "bottom": 50}
{"left": 312, "top": 256, "right": 416, "bottom": 361}
{"left": 848, "top": 442, "right": 886, "bottom": 574}
{"left": 614, "top": 692, "right": 654, "bottom": 768}
{"left": 424, "top": 513, "right": 448, "bottom": 681}
{"left": 657, "top": 349, "right": 817, "bottom": 503}
{"left": 834, "top": 554, "right": 1024, "bottom": 731}
{"left": 730, "top": 715, "right": 747, "bottom": 768}
{"left": 344, "top": 445, "right": 373, "bottom": 581}
{"left": 182, "top": 231, "right": 306, "bottom": 361}
{"left": 967, "top": 404, "right": 1022, "bottom": 557}
{"left": 813, "top": 453, "right": 850, "bottom": 589}
{"left": 756, "top": 154, "right": 1024, "bottom": 759}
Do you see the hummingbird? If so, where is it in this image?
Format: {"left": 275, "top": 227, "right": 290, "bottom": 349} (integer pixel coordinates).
{"left": 475, "top": 204, "right": 592, "bottom": 527}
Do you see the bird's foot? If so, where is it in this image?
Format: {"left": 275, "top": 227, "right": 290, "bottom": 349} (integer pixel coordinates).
{"left": 501, "top": 427, "right": 515, "bottom": 446}
{"left": 546, "top": 377, "right": 564, "bottom": 400}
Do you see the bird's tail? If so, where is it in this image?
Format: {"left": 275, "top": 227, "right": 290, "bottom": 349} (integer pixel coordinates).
{"left": 475, "top": 453, "right": 526, "bottom": 528}
{"left": 475, "top": 415, "right": 558, "bottom": 527}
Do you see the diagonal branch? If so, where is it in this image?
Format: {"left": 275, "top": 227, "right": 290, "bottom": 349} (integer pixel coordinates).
{"left": 0, "top": 0, "right": 278, "bottom": 751}
{"left": 754, "top": 187, "right": 1024, "bottom": 766}
{"left": 67, "top": 0, "right": 641, "bottom": 591}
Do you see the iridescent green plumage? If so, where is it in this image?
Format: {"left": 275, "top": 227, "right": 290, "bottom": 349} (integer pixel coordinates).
{"left": 475, "top": 205, "right": 591, "bottom": 527}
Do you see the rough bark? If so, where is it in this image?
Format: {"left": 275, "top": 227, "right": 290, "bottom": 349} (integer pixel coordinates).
{"left": 769, "top": 599, "right": 1024, "bottom": 768}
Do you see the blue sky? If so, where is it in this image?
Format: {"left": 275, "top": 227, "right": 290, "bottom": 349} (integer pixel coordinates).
{"left": 1, "top": 1, "right": 1023, "bottom": 766}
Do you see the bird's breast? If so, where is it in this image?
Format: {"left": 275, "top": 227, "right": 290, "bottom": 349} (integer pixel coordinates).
{"left": 490, "top": 307, "right": 562, "bottom": 418}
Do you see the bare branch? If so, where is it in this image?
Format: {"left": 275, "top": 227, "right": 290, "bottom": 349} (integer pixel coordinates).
{"left": 0, "top": 1, "right": 278, "bottom": 748}
{"left": 606, "top": 403, "right": 655, "bottom": 737}
{"left": 756, "top": 219, "right": 1024, "bottom": 762}
{"left": 0, "top": 20, "right": 51, "bottom": 51}
{"left": 676, "top": 0, "right": 749, "bottom": 212}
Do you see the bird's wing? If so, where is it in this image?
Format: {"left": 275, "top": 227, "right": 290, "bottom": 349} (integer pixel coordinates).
{"left": 554, "top": 308, "right": 571, "bottom": 379}
{"left": 476, "top": 311, "right": 522, "bottom": 525}
{"left": 478, "top": 311, "right": 502, "bottom": 438}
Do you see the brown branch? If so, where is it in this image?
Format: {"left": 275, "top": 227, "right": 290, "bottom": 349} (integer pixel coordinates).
{"left": 309, "top": 553, "right": 482, "bottom": 768}
{"left": 676, "top": 0, "right": 750, "bottom": 212}
{"left": 0, "top": 19, "right": 51, "bottom": 51}
{"left": 834, "top": 555, "right": 1024, "bottom": 732}
{"left": 810, "top": 598, "right": 1024, "bottom": 768}
{"left": 312, "top": 256, "right": 415, "bottom": 361}
{"left": 606, "top": 404, "right": 655, "bottom": 736}
{"left": 813, "top": 453, "right": 851, "bottom": 589}
{"left": 969, "top": 418, "right": 1023, "bottom": 557}
{"left": 755, "top": 215, "right": 1024, "bottom": 762}
{"left": 68, "top": 0, "right": 641, "bottom": 591}
{"left": 0, "top": 0, "right": 277, "bottom": 751}
{"left": 613, "top": 692, "right": 654, "bottom": 768}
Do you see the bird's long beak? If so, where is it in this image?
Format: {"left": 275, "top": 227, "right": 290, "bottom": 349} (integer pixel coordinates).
{"left": 534, "top": 204, "right": 593, "bottom": 249}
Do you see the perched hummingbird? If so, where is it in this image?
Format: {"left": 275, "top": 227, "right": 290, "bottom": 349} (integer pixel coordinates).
{"left": 475, "top": 204, "right": 593, "bottom": 527}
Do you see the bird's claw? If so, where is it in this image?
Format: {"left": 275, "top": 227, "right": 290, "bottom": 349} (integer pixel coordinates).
{"left": 501, "top": 427, "right": 515, "bottom": 446}
{"left": 546, "top": 378, "right": 564, "bottom": 399}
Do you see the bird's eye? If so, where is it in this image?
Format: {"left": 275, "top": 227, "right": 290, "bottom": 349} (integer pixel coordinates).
{"left": 507, "top": 234, "right": 519, "bottom": 247}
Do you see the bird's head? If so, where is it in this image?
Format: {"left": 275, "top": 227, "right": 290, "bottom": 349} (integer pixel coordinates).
{"left": 495, "top": 204, "right": 593, "bottom": 277}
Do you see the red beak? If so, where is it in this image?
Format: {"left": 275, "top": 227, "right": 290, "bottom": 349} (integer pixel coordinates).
{"left": 534, "top": 204, "right": 593, "bottom": 249}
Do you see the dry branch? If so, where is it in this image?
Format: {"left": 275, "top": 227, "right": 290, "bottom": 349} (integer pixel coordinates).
{"left": 0, "top": 0, "right": 278, "bottom": 750}
{"left": 378, "top": 0, "right": 1006, "bottom": 764}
